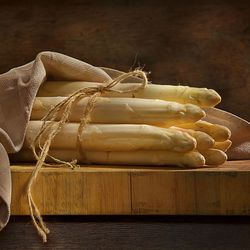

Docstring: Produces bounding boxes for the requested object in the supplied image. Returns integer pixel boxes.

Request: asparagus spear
[10,149,206,168]
[37,81,221,107]
[24,121,197,152]
[31,97,205,126]
[213,140,232,152]
[200,149,227,165]
[177,121,231,142]
[174,128,215,150]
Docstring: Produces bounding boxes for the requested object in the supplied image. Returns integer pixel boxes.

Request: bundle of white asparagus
[11,80,232,168]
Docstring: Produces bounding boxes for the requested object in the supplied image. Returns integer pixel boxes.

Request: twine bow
[27,69,148,242]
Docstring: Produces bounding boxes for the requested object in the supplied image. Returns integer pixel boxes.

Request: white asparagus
[37,81,221,107]
[213,140,232,152]
[10,149,206,168]
[201,149,227,165]
[177,121,231,142]
[24,121,197,152]
[174,127,215,150]
[31,97,205,126]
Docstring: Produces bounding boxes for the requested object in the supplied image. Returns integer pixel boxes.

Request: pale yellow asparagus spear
[177,121,231,142]
[10,149,206,168]
[174,127,215,150]
[31,97,205,126]
[24,121,197,152]
[200,149,227,165]
[213,140,232,152]
[37,81,221,107]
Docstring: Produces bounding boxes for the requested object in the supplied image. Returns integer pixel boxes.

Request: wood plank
[10,160,250,215]
[11,167,131,215]
[131,163,250,215]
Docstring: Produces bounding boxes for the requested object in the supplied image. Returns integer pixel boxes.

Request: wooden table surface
[0,216,250,249]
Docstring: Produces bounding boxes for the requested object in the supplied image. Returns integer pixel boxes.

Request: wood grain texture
[1,216,250,250]
[11,168,131,215]
[0,0,249,119]
[10,160,250,215]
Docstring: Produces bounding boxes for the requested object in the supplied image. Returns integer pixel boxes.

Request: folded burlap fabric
[0,51,249,233]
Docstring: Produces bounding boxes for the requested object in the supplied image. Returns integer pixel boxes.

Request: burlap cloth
[0,51,249,232]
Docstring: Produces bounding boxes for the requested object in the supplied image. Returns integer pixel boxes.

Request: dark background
[0,0,249,120]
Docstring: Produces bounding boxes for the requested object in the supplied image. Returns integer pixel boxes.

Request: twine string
[27,69,148,242]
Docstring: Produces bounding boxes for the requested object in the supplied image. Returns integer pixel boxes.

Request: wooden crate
[11,160,250,215]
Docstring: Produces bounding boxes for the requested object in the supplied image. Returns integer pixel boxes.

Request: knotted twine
[27,70,148,242]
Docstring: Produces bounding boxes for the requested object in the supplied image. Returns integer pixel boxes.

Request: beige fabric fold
[0,51,111,232]
[0,51,249,234]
